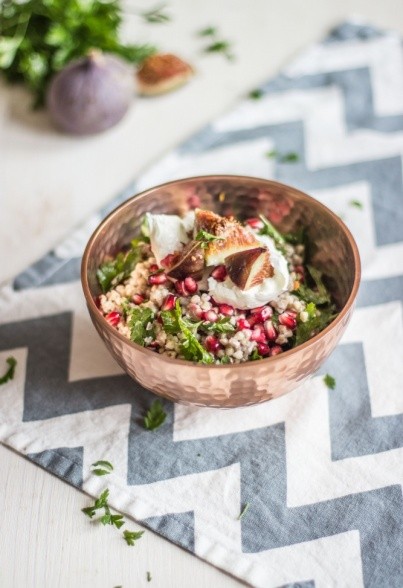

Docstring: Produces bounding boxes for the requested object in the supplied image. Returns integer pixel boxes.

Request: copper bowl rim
[81,174,361,369]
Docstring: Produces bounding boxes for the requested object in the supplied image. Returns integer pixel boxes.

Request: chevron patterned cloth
[1,21,403,587]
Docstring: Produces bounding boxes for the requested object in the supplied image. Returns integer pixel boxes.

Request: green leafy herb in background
[295,307,337,346]
[296,265,331,305]
[0,0,157,106]
[97,242,143,293]
[265,149,300,163]
[249,88,263,100]
[123,529,144,546]
[323,374,336,389]
[198,25,234,61]
[144,399,167,431]
[349,199,363,210]
[0,356,17,385]
[91,460,114,476]
[259,214,286,251]
[195,229,224,247]
[141,3,170,24]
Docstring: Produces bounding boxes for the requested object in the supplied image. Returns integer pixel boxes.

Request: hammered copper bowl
[81,175,361,408]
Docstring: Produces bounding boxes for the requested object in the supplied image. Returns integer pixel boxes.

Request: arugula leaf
[323,374,336,390]
[127,307,154,346]
[258,214,286,251]
[0,0,157,106]
[0,356,17,385]
[91,460,114,476]
[249,89,263,100]
[97,244,142,293]
[144,399,167,431]
[238,502,250,520]
[295,308,337,346]
[161,300,214,364]
[123,529,144,546]
[200,317,235,335]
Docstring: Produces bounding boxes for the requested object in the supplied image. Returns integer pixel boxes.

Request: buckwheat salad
[96,208,337,364]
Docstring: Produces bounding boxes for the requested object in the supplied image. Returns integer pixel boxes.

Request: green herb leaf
[200,317,235,335]
[305,302,317,319]
[97,243,142,293]
[94,489,110,510]
[91,460,114,472]
[127,306,154,346]
[265,149,278,159]
[123,529,144,546]
[295,307,337,346]
[0,0,157,106]
[82,506,97,518]
[195,229,224,245]
[101,513,125,528]
[279,152,299,163]
[249,89,263,100]
[141,4,170,24]
[295,266,331,306]
[250,348,262,361]
[147,571,152,582]
[238,502,250,520]
[219,355,231,364]
[324,374,336,390]
[258,214,286,251]
[144,399,167,431]
[198,26,217,37]
[349,199,363,209]
[0,356,17,385]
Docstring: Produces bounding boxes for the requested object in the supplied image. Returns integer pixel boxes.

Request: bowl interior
[85,176,358,312]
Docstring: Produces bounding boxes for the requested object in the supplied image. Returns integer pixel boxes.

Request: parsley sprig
[198,25,235,61]
[91,460,114,476]
[127,306,155,346]
[144,399,167,431]
[323,374,336,389]
[195,229,224,248]
[0,356,17,385]
[141,4,170,24]
[97,240,144,293]
[123,529,144,546]
[266,149,300,163]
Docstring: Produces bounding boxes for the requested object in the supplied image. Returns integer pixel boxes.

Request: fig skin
[226,247,274,290]
[166,240,204,280]
[46,51,135,135]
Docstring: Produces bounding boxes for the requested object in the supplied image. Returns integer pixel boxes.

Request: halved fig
[225,247,274,290]
[194,208,260,266]
[166,240,204,280]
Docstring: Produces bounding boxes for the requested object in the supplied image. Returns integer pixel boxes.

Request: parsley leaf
[199,26,235,61]
[200,317,235,335]
[238,502,250,520]
[141,4,170,24]
[91,460,114,476]
[198,26,217,37]
[250,348,262,361]
[349,199,363,210]
[147,571,152,582]
[195,229,224,247]
[0,0,157,106]
[97,243,143,293]
[0,356,17,385]
[82,506,97,519]
[265,150,299,163]
[144,399,167,431]
[123,529,144,546]
[101,513,125,529]
[127,306,154,346]
[82,488,110,518]
[249,89,263,100]
[295,307,337,346]
[219,355,231,364]
[324,374,336,390]
[296,265,331,306]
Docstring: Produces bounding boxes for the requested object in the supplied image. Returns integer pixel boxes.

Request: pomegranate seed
[161,294,177,311]
[264,320,278,341]
[149,264,159,273]
[211,265,227,282]
[132,294,145,305]
[175,280,188,296]
[237,318,251,330]
[105,311,120,327]
[257,342,271,356]
[245,217,264,230]
[148,273,167,285]
[270,345,283,356]
[160,254,177,268]
[204,310,218,323]
[188,303,203,320]
[250,324,267,343]
[205,335,221,353]
[184,276,198,294]
[218,303,234,316]
[149,341,159,348]
[279,311,297,329]
[250,306,273,323]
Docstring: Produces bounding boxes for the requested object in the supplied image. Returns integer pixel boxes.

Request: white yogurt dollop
[146,212,190,264]
[208,233,290,310]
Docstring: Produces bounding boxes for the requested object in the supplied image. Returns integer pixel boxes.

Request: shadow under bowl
[81,175,361,408]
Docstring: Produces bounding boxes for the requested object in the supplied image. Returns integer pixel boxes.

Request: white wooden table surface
[1,1,403,586]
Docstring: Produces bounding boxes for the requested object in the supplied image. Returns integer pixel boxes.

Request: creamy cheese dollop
[208,233,290,309]
[146,212,191,264]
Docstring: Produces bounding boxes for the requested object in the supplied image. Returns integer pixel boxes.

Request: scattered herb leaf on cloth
[0,356,17,385]
[91,460,114,476]
[324,374,336,389]
[238,502,250,520]
[198,25,235,61]
[144,399,167,431]
[0,0,156,106]
[249,89,263,100]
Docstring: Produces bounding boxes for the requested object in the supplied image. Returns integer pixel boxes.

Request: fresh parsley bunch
[0,0,156,106]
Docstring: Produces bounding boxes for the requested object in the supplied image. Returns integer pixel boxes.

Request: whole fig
[46,51,135,135]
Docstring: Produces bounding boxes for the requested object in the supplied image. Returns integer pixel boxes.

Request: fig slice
[166,240,204,280]
[194,208,260,266]
[225,247,274,290]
